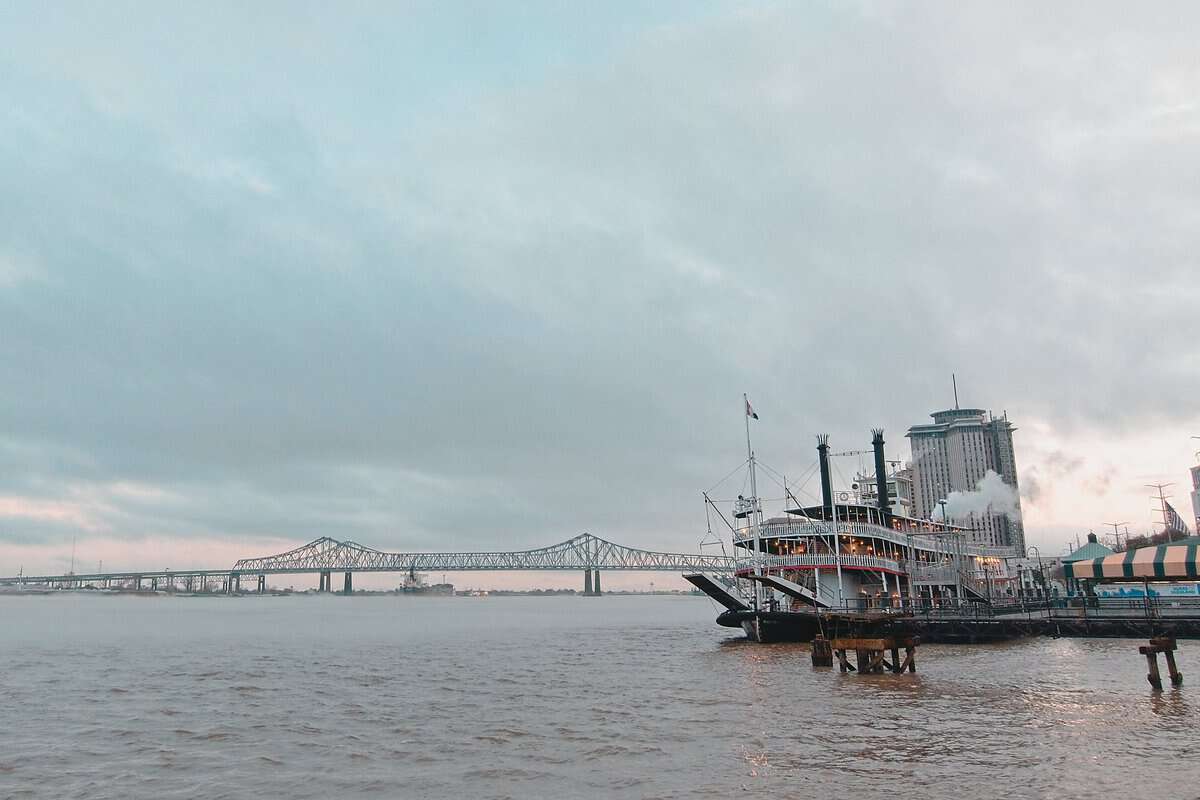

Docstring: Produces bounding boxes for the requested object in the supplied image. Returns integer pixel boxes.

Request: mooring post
[1140,637,1181,691]
[811,635,833,667]
[890,645,901,674]
[1164,649,1183,687]
[1145,650,1163,691]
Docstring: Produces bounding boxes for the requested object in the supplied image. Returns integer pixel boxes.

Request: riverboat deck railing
[738,553,901,573]
[805,594,1200,621]
[736,520,1019,561]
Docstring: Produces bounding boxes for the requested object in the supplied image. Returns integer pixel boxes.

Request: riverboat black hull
[716,608,1044,644]
[717,609,824,643]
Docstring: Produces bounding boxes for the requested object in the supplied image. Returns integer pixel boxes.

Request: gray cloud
[2,2,1199,556]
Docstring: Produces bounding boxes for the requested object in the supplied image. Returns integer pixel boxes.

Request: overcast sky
[2,2,1199,584]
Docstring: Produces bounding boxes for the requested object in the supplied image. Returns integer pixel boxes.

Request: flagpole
[744,394,762,610]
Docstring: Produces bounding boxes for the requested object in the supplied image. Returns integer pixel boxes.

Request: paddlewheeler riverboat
[685,400,1016,643]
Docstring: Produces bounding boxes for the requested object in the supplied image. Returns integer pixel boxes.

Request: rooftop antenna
[1145,483,1175,533]
[952,373,959,410]
[1103,521,1129,550]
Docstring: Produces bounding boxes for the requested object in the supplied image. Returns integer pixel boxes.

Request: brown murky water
[1,594,1196,799]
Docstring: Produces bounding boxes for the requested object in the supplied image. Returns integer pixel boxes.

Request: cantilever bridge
[0,533,735,594]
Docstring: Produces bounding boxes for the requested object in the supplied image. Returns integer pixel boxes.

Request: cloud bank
[1,3,1198,571]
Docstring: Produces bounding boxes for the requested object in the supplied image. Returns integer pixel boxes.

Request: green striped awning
[1065,543,1198,580]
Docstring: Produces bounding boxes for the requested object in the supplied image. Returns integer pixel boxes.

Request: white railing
[909,565,959,583]
[735,520,1018,560]
[739,553,901,572]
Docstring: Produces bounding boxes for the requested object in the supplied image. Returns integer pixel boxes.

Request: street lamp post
[936,498,961,604]
[1027,545,1044,600]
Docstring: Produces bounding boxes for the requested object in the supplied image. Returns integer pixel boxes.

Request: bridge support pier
[343,572,353,595]
[582,569,602,596]
[257,575,266,593]
[319,570,331,592]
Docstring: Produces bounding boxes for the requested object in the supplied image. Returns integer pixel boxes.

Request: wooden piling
[1139,637,1182,691]
[1164,649,1183,687]
[1144,650,1163,691]
[831,636,918,675]
[811,635,833,667]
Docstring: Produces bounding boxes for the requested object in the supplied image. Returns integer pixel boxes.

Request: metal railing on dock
[808,594,1200,622]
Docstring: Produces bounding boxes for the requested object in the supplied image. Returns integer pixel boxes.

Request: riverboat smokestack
[871,428,891,520]
[817,434,833,517]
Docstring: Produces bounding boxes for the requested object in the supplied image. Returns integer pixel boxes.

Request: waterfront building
[1059,532,1113,595]
[907,408,1025,552]
[1191,464,1200,532]
[1012,556,1066,598]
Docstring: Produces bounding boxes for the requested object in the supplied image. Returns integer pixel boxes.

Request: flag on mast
[745,396,759,420]
[1165,501,1191,536]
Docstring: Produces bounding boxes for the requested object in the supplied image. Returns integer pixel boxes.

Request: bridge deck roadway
[0,533,736,586]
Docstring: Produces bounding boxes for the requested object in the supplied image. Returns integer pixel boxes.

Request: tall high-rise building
[906,408,1025,552]
[1190,463,1200,532]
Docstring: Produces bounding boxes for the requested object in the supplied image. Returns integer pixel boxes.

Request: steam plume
[932,470,1020,520]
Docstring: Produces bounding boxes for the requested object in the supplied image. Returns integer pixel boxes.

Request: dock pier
[1140,637,1184,691]
[831,636,917,674]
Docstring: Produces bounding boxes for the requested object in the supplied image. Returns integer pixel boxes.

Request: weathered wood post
[1164,648,1183,687]
[1144,647,1163,691]
[1139,637,1181,690]
[811,635,833,667]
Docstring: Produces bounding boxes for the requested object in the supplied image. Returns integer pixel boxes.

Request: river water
[1,594,1196,799]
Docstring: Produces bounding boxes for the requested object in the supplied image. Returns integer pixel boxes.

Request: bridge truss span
[231,533,734,574]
